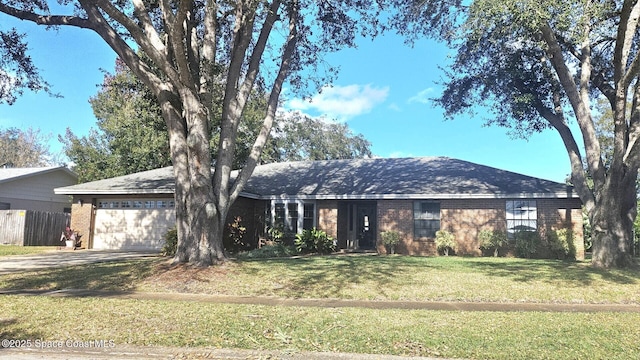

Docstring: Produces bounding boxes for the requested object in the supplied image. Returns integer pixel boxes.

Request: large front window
[414,201,440,238]
[506,200,537,238]
[269,201,316,237]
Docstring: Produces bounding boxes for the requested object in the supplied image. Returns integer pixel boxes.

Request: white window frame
[506,200,537,239]
[269,200,316,235]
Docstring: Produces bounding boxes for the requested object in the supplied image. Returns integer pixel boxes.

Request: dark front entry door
[356,203,377,249]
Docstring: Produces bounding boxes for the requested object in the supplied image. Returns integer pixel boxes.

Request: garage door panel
[93,209,175,250]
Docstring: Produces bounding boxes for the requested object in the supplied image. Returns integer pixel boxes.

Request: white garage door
[93,208,176,250]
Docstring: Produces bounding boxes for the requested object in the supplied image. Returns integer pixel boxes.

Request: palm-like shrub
[435,230,456,256]
[478,230,508,257]
[380,230,401,254]
[294,228,336,254]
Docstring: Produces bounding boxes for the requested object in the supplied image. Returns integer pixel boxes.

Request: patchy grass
[0,245,57,256]
[1,255,639,304]
[0,295,639,359]
[138,255,640,304]
[0,258,161,291]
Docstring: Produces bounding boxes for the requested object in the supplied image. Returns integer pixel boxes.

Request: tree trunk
[590,169,637,268]
[160,95,228,266]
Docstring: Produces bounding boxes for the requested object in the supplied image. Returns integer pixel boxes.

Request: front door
[355,203,377,250]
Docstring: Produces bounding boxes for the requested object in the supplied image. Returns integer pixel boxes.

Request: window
[269,201,315,236]
[414,201,440,238]
[133,201,144,208]
[145,200,155,209]
[121,201,132,208]
[506,200,537,239]
[303,203,315,230]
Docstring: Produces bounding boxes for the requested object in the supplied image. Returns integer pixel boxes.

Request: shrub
[478,230,508,257]
[224,216,249,253]
[162,227,178,257]
[435,230,456,256]
[237,243,297,259]
[515,231,540,258]
[294,228,336,254]
[380,230,401,254]
[547,229,576,260]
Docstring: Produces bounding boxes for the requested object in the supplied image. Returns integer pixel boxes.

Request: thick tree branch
[0,2,92,28]
[540,22,606,187]
[131,0,166,55]
[230,0,298,203]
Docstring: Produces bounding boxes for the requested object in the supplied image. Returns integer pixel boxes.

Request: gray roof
[56,157,577,199]
[0,166,77,184]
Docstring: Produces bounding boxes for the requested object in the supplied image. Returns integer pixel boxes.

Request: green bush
[547,229,576,260]
[237,243,298,259]
[294,228,336,254]
[515,231,540,258]
[224,216,249,253]
[435,230,456,256]
[478,230,508,257]
[380,230,401,254]
[162,227,178,257]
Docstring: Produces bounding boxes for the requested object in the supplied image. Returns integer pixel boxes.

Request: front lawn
[1,255,638,304]
[0,295,638,359]
[0,245,57,257]
[1,254,639,359]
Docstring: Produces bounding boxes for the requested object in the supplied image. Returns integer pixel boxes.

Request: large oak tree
[0,0,384,266]
[395,0,640,268]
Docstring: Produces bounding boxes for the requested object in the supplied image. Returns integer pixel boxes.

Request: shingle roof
[55,166,175,195]
[242,157,575,199]
[55,157,577,199]
[0,166,77,184]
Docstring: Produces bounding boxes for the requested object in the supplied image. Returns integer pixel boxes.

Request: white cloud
[388,151,415,158]
[408,88,434,104]
[287,84,389,120]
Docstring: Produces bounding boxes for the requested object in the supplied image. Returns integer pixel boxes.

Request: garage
[92,199,176,250]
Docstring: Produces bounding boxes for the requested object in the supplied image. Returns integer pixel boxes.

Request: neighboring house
[55,157,584,258]
[0,166,78,212]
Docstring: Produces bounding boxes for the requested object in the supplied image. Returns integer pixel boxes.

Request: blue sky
[0,15,575,183]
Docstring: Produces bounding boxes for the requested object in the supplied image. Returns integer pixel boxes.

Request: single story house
[0,166,78,212]
[55,157,584,258]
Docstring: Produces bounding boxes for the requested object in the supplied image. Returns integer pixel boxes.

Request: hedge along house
[55,157,584,258]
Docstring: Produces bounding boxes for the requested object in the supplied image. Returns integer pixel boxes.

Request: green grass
[0,295,639,359]
[0,245,58,256]
[138,255,640,304]
[1,255,638,304]
[1,254,639,359]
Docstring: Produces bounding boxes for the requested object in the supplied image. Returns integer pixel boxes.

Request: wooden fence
[0,210,71,246]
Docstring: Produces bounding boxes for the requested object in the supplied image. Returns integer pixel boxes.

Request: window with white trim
[413,201,440,238]
[268,200,316,236]
[506,200,537,239]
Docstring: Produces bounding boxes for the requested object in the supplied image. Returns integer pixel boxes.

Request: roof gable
[0,166,77,185]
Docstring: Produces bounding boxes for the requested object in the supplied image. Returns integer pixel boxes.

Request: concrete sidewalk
[2,288,639,313]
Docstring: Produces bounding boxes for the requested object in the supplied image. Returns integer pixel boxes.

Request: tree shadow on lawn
[0,318,48,348]
[465,257,639,286]
[0,259,161,292]
[240,254,433,299]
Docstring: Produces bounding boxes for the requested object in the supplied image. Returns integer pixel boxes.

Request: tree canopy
[398,0,640,267]
[0,126,53,167]
[63,59,373,183]
[0,0,387,265]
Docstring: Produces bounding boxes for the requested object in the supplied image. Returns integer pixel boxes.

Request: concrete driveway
[0,250,160,274]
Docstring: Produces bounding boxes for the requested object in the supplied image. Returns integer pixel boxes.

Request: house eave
[256,192,580,201]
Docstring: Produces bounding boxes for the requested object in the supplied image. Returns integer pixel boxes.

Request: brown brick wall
[70,197,95,249]
[225,197,267,249]
[373,197,583,258]
[537,198,584,260]
[317,200,339,239]
[441,199,506,255]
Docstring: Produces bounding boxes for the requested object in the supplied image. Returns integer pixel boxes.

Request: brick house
[55,157,583,258]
